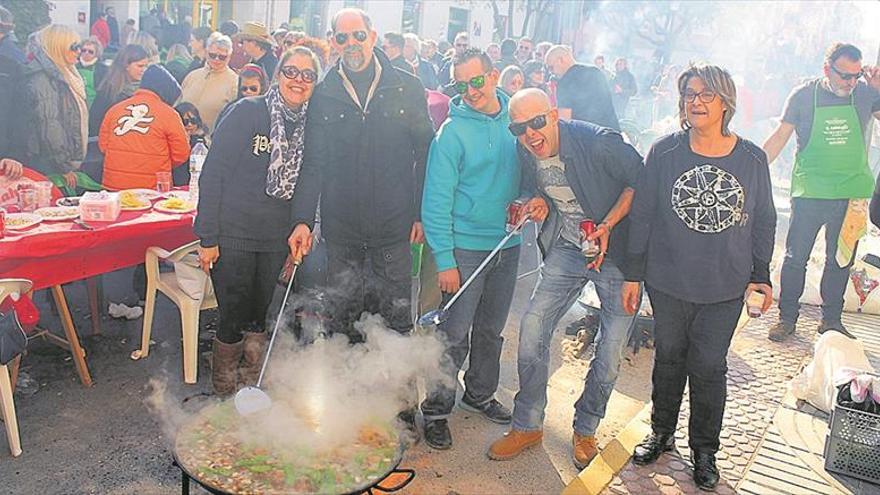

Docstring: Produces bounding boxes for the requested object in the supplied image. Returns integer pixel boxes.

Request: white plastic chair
[131,241,217,384]
[0,278,31,458]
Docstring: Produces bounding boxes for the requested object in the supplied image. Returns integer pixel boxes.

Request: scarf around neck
[265,84,308,200]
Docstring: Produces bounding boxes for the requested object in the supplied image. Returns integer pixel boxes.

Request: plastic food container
[79,191,121,222]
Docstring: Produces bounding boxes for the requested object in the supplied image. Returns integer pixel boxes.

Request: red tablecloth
[0,210,196,290]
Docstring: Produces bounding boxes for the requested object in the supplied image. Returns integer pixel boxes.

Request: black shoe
[424,419,452,450]
[692,451,719,491]
[459,396,512,424]
[398,409,420,446]
[632,432,674,465]
[817,321,856,339]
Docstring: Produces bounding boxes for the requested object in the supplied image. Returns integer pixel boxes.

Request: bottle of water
[188,141,208,203]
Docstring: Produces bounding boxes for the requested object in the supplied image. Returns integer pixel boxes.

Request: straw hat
[235,21,274,46]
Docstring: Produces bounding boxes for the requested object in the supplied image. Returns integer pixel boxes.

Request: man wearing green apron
[763,43,880,341]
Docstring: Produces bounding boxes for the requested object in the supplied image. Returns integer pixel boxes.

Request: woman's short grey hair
[82,36,104,58]
[207,33,232,53]
[500,65,523,88]
[677,63,737,136]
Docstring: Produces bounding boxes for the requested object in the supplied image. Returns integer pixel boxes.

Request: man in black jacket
[289,8,433,341]
[0,6,24,179]
[488,89,642,469]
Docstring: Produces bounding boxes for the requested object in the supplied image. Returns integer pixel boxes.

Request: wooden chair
[0,278,32,457]
[131,241,217,384]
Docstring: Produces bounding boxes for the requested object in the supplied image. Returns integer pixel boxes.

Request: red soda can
[506,199,525,233]
[579,219,600,257]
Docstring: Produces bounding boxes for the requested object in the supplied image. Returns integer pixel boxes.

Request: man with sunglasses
[764,42,880,343]
[288,8,434,434]
[488,88,642,469]
[419,48,523,450]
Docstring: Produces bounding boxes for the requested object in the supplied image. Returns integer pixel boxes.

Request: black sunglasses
[509,114,548,136]
[240,85,260,93]
[207,52,228,61]
[182,117,201,126]
[279,65,318,83]
[334,30,368,45]
[454,73,488,94]
[69,42,82,52]
[830,64,864,81]
[80,48,95,55]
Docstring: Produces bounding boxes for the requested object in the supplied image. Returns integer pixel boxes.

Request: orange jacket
[99,89,190,191]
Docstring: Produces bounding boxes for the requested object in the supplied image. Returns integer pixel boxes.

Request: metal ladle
[418,216,529,327]
[234,259,300,416]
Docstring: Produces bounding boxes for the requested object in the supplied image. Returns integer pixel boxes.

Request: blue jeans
[421,246,521,420]
[512,241,637,436]
[779,198,855,325]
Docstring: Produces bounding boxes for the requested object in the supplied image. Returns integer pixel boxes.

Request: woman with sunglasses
[75,36,106,107]
[194,47,321,397]
[16,25,89,190]
[621,64,776,491]
[174,102,209,186]
[180,33,238,131]
[89,44,149,136]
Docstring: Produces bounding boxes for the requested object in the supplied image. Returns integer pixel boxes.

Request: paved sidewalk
[595,305,880,495]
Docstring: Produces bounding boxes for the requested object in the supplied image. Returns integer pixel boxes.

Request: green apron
[790,85,873,199]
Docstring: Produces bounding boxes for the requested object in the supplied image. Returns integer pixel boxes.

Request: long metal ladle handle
[442,216,529,311]
[255,261,299,388]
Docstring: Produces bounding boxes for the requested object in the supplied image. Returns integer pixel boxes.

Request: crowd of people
[1,4,880,492]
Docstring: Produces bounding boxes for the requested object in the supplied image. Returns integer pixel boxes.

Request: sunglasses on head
[830,64,864,81]
[208,52,228,61]
[334,30,368,45]
[279,65,318,83]
[240,85,260,93]
[454,73,488,94]
[509,114,548,136]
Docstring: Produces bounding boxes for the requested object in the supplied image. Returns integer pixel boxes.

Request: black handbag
[0,310,27,365]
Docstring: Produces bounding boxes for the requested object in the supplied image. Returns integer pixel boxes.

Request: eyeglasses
[334,30,368,45]
[683,90,717,104]
[830,64,864,81]
[454,73,489,94]
[207,52,228,61]
[69,42,82,52]
[240,85,260,94]
[80,48,95,55]
[279,65,318,83]
[509,114,548,136]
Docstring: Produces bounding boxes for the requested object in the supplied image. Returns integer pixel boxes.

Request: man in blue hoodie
[421,48,529,450]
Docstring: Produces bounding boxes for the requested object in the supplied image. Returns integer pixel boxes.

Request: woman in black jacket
[194,47,320,397]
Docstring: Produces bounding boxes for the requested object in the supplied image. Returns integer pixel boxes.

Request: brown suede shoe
[573,433,598,469]
[240,331,268,386]
[212,338,243,397]
[488,429,543,460]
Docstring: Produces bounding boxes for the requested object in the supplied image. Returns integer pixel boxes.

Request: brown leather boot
[240,331,268,386]
[488,429,543,460]
[212,338,243,397]
[573,433,598,469]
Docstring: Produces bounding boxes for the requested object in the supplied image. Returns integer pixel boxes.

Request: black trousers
[323,241,412,341]
[646,285,743,453]
[210,247,287,344]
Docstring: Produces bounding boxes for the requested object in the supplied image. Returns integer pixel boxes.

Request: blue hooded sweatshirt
[422,89,521,272]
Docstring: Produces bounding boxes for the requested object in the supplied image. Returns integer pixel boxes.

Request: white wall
[48,0,91,39]
[418,0,524,47]
[364,0,403,35]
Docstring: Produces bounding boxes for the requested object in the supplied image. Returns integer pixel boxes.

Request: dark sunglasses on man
[454,73,489,94]
[334,30,368,45]
[509,114,548,136]
[208,52,228,61]
[279,65,318,84]
[830,64,864,81]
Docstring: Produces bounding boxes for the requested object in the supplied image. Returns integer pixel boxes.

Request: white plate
[164,190,192,200]
[56,196,81,207]
[35,206,79,221]
[120,188,162,201]
[153,199,195,214]
[121,202,152,212]
[5,213,42,230]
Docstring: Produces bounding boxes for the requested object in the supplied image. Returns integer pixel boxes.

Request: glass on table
[35,181,53,208]
[17,185,37,212]
[156,171,172,194]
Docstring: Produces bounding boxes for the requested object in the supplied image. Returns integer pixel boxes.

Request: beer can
[579,219,601,257]
[506,200,525,233]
